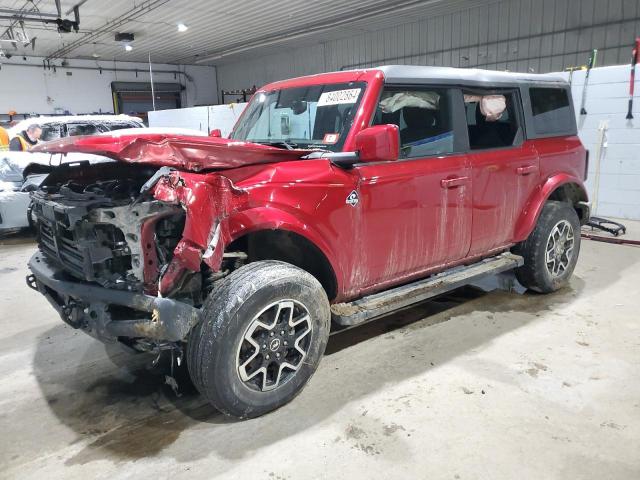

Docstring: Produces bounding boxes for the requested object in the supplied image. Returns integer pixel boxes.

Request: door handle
[516,165,538,175]
[440,176,469,189]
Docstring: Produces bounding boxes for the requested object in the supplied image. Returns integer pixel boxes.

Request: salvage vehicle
[0,151,113,234]
[0,153,32,234]
[1,129,205,234]
[8,114,144,142]
[26,66,589,418]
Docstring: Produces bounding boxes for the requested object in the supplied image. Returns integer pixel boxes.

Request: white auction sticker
[323,133,340,143]
[317,88,361,106]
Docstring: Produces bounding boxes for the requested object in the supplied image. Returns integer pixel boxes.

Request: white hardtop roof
[375,65,568,86]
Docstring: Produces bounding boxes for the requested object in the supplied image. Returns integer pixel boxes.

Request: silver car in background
[7,114,144,142]
[0,152,113,234]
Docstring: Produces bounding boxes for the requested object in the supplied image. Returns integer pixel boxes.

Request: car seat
[400,107,438,145]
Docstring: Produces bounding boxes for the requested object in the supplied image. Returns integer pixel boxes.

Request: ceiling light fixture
[177,23,188,32]
[124,44,133,52]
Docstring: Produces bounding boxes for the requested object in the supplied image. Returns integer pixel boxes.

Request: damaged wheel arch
[226,228,339,301]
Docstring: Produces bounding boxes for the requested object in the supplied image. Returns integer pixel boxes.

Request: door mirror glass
[355,124,399,162]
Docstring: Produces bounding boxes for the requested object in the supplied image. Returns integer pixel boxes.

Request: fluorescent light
[177,23,188,32]
[124,44,133,51]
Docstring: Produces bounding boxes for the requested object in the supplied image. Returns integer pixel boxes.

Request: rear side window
[464,90,522,150]
[103,122,142,131]
[529,88,572,135]
[67,123,99,136]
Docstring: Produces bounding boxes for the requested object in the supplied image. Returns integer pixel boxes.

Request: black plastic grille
[38,219,85,279]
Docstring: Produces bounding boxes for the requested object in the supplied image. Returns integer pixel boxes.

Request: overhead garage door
[111,81,183,121]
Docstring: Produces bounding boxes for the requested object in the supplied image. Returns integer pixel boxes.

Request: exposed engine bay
[32,164,176,289]
[28,162,246,350]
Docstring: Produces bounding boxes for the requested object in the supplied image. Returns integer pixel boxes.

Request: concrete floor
[1,227,639,480]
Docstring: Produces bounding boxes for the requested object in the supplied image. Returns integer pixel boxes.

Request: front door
[352,86,472,292]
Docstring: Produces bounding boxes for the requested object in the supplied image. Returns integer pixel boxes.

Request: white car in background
[0,128,208,234]
[0,151,112,234]
[8,114,144,142]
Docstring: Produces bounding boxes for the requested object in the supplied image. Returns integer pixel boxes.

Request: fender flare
[514,173,588,242]
[225,206,345,295]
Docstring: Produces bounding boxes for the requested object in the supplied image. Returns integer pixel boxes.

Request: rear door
[464,88,540,255]
[354,86,472,289]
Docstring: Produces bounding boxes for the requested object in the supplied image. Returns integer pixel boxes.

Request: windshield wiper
[257,140,297,150]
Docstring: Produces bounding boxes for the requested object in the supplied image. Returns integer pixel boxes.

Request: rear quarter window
[529,87,573,136]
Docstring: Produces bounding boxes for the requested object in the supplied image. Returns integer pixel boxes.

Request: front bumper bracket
[28,252,202,342]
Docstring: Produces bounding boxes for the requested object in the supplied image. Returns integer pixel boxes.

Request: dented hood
[30,133,314,171]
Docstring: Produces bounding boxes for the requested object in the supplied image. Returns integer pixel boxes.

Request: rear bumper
[27,251,201,343]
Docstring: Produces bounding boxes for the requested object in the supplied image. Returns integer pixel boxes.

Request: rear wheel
[514,201,581,293]
[187,260,330,418]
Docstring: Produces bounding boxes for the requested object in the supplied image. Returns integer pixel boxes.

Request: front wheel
[187,260,330,418]
[514,201,581,293]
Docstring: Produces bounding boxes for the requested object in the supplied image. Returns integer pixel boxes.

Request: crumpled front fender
[152,171,247,295]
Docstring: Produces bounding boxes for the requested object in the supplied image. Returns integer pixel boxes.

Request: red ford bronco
[27,66,589,418]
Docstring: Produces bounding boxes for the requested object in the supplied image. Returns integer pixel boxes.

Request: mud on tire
[514,200,581,293]
[187,260,330,418]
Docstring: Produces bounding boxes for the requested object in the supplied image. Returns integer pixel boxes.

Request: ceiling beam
[45,0,170,60]
[0,8,58,19]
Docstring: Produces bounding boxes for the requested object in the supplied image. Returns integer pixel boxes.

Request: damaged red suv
[27,66,589,418]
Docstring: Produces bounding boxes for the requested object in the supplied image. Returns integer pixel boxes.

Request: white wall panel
[570,65,640,220]
[0,59,217,115]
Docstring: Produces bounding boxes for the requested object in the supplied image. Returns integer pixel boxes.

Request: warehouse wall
[217,0,640,91]
[0,58,217,115]
[568,65,640,220]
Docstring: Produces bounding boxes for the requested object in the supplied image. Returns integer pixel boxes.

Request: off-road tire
[514,201,581,293]
[187,260,330,418]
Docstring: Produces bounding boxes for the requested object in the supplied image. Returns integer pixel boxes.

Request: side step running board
[331,252,524,327]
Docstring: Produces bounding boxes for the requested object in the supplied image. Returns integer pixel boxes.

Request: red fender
[514,173,588,242]
[227,207,345,295]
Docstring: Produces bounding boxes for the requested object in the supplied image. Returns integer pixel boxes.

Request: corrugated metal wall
[217,0,640,90]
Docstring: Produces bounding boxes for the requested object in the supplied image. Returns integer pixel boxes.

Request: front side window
[40,124,63,141]
[529,87,572,135]
[373,87,458,159]
[230,82,366,151]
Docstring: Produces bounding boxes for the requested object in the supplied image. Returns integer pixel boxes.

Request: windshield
[230,82,366,151]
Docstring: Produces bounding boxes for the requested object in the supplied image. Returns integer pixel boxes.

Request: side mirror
[209,129,222,138]
[354,124,399,163]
